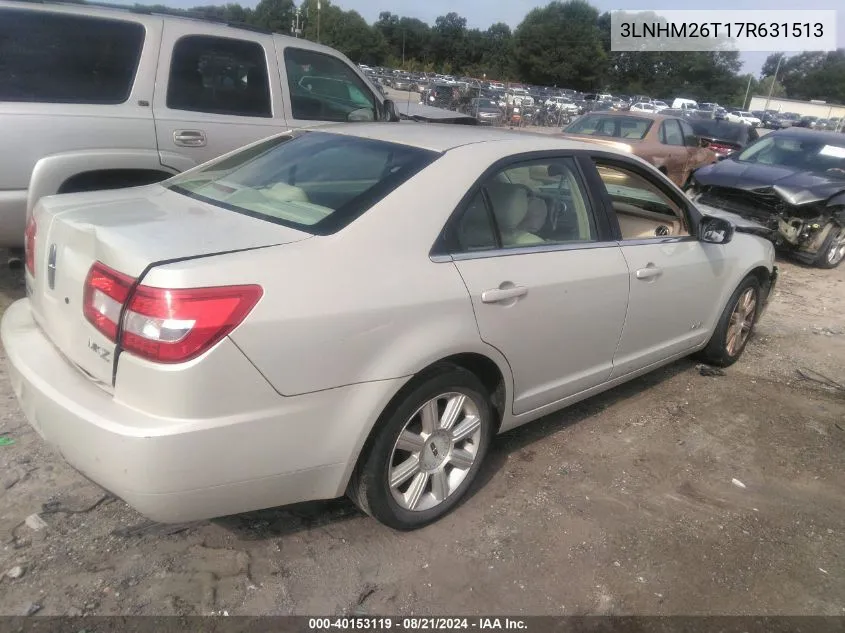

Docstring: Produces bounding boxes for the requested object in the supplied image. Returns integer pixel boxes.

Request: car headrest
[547,163,567,177]
[485,182,529,230]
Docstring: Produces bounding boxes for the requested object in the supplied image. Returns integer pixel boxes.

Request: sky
[121,0,844,76]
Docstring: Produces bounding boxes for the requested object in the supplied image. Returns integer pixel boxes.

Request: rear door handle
[635,265,663,280]
[173,130,207,147]
[481,286,528,303]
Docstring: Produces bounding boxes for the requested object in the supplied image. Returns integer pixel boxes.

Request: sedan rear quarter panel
[139,148,514,398]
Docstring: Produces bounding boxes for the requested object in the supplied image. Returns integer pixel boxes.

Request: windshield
[168,131,438,234]
[565,114,652,140]
[736,135,845,178]
[474,99,497,108]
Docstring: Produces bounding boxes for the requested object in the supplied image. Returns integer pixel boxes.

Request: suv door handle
[636,265,663,280]
[481,286,528,303]
[173,130,207,147]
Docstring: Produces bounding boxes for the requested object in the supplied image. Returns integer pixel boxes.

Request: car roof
[771,127,845,143]
[0,0,346,58]
[580,111,675,122]
[312,123,627,155]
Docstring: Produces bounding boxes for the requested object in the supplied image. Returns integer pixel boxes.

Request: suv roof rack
[3,0,274,35]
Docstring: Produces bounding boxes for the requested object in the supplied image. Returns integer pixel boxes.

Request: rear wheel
[348,366,494,530]
[697,276,761,367]
[813,223,845,269]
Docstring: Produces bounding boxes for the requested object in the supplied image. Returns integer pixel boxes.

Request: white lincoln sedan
[2,124,777,530]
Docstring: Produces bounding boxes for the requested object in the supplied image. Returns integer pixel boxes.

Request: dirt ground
[0,252,843,617]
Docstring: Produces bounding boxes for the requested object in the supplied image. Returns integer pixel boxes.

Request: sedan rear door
[440,155,630,415]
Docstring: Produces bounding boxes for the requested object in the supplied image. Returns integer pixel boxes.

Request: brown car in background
[560,112,716,188]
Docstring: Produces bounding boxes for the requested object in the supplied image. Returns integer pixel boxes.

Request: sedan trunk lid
[27,185,310,387]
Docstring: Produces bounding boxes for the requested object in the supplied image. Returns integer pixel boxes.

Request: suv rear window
[167,131,438,234]
[0,9,144,104]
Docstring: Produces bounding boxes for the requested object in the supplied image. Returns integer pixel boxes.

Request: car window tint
[594,163,690,240]
[168,35,271,117]
[660,120,684,146]
[284,48,376,122]
[167,131,436,234]
[679,120,696,143]
[0,9,143,104]
[456,192,497,252]
[565,115,651,140]
[454,158,597,252]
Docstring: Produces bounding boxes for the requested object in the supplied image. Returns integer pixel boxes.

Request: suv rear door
[153,23,287,172]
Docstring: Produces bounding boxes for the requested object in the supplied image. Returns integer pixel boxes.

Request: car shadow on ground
[214,358,696,540]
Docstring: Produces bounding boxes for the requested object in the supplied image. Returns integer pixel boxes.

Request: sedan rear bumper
[2,299,404,522]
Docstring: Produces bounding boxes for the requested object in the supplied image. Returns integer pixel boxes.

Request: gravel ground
[0,249,843,617]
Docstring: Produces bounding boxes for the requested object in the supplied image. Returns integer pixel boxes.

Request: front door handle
[481,286,528,303]
[635,265,663,280]
[173,130,207,147]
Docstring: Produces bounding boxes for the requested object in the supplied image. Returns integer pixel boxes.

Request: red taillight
[707,142,736,156]
[121,284,263,363]
[24,215,37,276]
[83,262,135,341]
[82,261,262,364]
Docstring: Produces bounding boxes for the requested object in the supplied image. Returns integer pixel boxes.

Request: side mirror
[382,99,401,122]
[700,215,734,244]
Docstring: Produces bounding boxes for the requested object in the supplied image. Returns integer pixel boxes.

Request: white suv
[0,1,464,250]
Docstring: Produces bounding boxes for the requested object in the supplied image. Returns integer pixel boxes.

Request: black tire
[348,365,494,530]
[697,276,761,367]
[813,223,845,269]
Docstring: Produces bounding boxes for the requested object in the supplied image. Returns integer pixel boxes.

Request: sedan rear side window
[452,158,597,252]
[167,131,437,234]
[566,115,652,140]
[0,9,144,104]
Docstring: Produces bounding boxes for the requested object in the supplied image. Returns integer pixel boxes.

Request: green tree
[514,0,607,90]
[251,0,294,32]
[431,12,468,70]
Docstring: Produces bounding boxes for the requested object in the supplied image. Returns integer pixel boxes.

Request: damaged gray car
[685,128,845,268]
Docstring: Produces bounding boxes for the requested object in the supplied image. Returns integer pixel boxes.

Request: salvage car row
[0,0,840,534]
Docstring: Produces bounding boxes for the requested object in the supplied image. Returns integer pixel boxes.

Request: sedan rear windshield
[168,131,438,234]
[690,120,750,143]
[565,115,652,140]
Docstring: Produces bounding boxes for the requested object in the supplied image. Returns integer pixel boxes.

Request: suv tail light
[83,262,262,364]
[24,215,37,275]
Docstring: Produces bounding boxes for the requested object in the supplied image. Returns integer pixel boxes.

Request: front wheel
[348,366,494,530]
[697,276,761,367]
[813,223,845,269]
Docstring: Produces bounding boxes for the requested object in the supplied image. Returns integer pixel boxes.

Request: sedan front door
[441,156,630,415]
[583,156,729,378]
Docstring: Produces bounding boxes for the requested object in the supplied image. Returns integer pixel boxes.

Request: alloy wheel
[826,228,845,266]
[388,392,482,512]
[725,287,757,356]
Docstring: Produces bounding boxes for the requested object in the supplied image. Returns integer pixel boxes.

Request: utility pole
[290,6,302,37]
[742,74,753,110]
[764,54,784,111]
[402,30,406,69]
[316,0,321,43]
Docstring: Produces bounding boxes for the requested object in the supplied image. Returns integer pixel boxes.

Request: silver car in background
[3,125,777,530]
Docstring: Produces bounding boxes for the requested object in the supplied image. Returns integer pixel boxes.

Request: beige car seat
[484,182,544,247]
